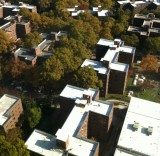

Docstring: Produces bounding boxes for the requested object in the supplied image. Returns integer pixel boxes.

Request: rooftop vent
[83,90,92,103]
[114,39,121,47]
[110,45,117,50]
[132,121,139,131]
[148,13,155,19]
[147,126,153,135]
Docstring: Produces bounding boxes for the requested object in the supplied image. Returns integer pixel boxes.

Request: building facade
[0,94,23,132]
[25,85,113,156]
[81,38,135,96]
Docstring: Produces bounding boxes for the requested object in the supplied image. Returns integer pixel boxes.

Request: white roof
[97,38,115,46]
[114,148,133,156]
[98,10,108,17]
[101,48,119,63]
[110,62,128,72]
[71,10,85,16]
[60,85,98,100]
[56,91,112,155]
[25,129,63,156]
[116,97,160,156]
[117,0,146,6]
[26,85,112,156]
[0,94,19,125]
[81,59,108,74]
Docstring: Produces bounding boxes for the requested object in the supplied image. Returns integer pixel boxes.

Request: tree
[0,30,11,54]
[144,37,160,55]
[22,32,42,48]
[72,67,102,89]
[0,134,29,156]
[121,34,139,47]
[27,101,41,129]
[8,59,30,79]
[141,54,159,72]
[68,20,98,48]
[41,56,64,83]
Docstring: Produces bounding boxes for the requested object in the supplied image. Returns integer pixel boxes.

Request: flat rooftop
[26,85,112,156]
[25,129,63,156]
[117,0,146,6]
[0,94,19,125]
[14,48,36,61]
[2,2,36,9]
[115,97,160,156]
[60,84,98,101]
[110,62,129,72]
[81,59,108,74]
[56,84,112,155]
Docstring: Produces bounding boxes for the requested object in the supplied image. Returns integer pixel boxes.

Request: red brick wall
[3,99,23,132]
[118,52,134,66]
[108,69,128,94]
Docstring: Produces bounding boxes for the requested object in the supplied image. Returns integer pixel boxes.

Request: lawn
[103,76,160,103]
[126,77,160,103]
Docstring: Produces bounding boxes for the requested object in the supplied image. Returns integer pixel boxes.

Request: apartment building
[0,94,23,132]
[14,31,67,66]
[0,1,37,18]
[128,13,160,36]
[25,85,113,156]
[0,15,31,41]
[81,38,135,96]
[117,0,160,13]
[114,97,160,156]
[67,5,109,18]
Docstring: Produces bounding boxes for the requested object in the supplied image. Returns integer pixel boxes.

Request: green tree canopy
[144,37,160,55]
[0,30,11,54]
[27,101,41,129]
[22,32,42,48]
[0,134,29,156]
[121,34,139,47]
[72,66,102,89]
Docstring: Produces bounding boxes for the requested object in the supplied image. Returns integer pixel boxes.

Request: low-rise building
[0,15,31,40]
[25,85,113,156]
[67,5,109,18]
[117,0,160,13]
[128,13,160,36]
[81,38,135,96]
[0,94,23,132]
[114,97,160,156]
[0,1,37,18]
[14,31,67,66]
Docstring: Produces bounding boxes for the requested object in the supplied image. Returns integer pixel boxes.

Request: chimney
[33,47,41,56]
[83,90,92,103]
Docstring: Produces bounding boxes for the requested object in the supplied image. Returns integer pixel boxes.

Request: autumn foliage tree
[141,54,159,72]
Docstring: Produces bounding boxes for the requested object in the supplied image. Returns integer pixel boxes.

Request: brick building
[81,38,135,96]
[14,31,67,66]
[67,5,109,18]
[0,1,37,18]
[117,0,160,13]
[0,15,31,41]
[0,21,17,40]
[128,13,160,37]
[25,85,113,156]
[0,94,23,132]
